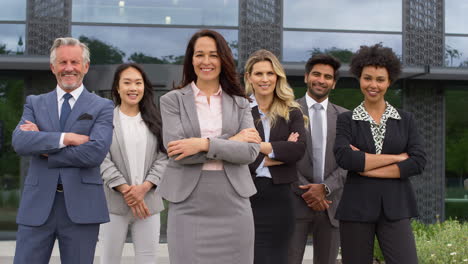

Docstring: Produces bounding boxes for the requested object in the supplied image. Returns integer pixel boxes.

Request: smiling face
[117,67,145,108]
[192,36,221,85]
[359,66,390,104]
[305,63,336,102]
[50,45,89,92]
[247,60,277,99]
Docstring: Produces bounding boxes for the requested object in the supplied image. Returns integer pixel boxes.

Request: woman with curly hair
[244,49,306,264]
[333,44,426,264]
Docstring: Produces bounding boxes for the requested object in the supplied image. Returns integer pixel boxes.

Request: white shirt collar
[56,84,84,102]
[305,92,328,112]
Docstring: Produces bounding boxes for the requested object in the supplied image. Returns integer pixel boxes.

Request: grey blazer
[158,85,260,203]
[100,107,168,215]
[291,97,348,227]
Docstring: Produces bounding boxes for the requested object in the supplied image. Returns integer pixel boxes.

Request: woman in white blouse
[100,63,168,264]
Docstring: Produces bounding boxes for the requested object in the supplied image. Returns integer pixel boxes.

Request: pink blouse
[191,82,224,170]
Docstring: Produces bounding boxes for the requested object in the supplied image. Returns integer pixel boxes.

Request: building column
[402,0,445,223]
[238,0,283,70]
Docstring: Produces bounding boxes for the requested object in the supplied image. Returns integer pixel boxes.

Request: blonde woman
[244,49,306,264]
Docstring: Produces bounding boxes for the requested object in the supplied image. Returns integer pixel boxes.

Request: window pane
[284,0,401,32]
[72,0,238,26]
[283,31,402,63]
[0,0,26,21]
[0,77,24,232]
[72,26,238,64]
[445,86,468,221]
[0,24,26,55]
[446,0,468,34]
[445,37,468,68]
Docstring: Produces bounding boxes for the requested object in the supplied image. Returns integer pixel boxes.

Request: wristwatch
[322,184,331,196]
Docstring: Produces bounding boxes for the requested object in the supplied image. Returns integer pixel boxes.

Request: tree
[309,47,354,63]
[129,52,184,65]
[0,43,10,55]
[445,45,462,67]
[78,36,125,64]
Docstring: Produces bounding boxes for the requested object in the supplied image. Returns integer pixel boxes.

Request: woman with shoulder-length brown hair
[158,29,261,264]
[244,49,307,264]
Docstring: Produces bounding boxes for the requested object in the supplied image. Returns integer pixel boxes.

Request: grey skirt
[167,170,254,264]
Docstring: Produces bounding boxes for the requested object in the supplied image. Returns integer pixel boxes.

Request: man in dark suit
[12,37,113,264]
[288,54,347,264]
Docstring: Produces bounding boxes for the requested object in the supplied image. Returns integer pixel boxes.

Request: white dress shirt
[306,93,328,182]
[56,85,84,148]
[119,110,148,185]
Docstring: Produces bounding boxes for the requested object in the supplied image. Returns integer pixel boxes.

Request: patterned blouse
[352,102,401,154]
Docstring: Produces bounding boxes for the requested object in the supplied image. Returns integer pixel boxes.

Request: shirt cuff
[59,133,66,148]
[268,151,275,159]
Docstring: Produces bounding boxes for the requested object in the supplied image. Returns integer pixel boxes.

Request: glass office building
[0,0,467,238]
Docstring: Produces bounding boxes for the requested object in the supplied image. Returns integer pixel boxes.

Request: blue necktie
[60,93,72,131]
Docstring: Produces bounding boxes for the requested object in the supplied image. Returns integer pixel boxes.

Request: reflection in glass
[284,0,401,31]
[72,0,238,26]
[0,24,25,55]
[446,0,468,34]
[72,26,238,64]
[0,0,26,21]
[0,77,24,232]
[283,31,402,63]
[445,37,468,67]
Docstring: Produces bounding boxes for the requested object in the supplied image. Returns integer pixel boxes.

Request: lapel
[381,118,397,154]
[64,88,92,131]
[221,91,236,136]
[360,121,376,154]
[180,85,201,137]
[324,102,337,177]
[46,90,61,131]
[251,106,265,140]
[113,108,130,177]
[144,127,156,176]
[298,96,315,165]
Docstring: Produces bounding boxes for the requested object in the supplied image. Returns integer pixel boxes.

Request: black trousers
[250,177,295,264]
[340,216,418,264]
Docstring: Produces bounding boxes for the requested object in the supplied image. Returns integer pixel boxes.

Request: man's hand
[20,120,39,132]
[229,128,261,144]
[64,133,90,146]
[299,184,331,211]
[167,138,209,160]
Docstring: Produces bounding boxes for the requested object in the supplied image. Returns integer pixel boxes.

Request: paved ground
[0,241,317,263]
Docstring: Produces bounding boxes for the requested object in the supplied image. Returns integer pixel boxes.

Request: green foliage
[309,47,354,63]
[5,190,19,208]
[373,220,468,263]
[129,52,184,65]
[445,200,468,221]
[0,43,9,54]
[413,219,468,263]
[445,90,468,179]
[78,36,125,64]
[0,79,23,189]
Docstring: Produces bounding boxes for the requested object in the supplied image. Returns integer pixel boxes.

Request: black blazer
[249,106,306,184]
[334,109,426,222]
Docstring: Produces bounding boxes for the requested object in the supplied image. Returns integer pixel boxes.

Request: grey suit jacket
[100,107,168,215]
[158,85,260,203]
[291,96,348,227]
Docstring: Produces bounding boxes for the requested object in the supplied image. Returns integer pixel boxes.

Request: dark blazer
[334,109,426,222]
[249,106,306,184]
[291,97,348,227]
